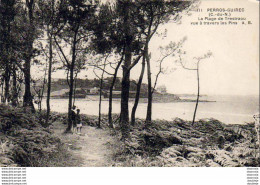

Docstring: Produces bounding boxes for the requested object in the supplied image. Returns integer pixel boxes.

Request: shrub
[0,105,77,167]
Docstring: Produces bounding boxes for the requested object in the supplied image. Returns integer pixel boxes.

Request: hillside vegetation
[46,112,260,167]
[1,104,258,167]
[0,105,80,167]
[110,118,259,167]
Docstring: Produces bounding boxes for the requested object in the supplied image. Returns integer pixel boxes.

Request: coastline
[47,96,216,103]
[37,95,257,125]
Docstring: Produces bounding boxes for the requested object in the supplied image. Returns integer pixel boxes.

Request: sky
[36,0,259,96]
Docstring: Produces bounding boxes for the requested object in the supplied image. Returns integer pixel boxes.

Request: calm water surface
[41,95,259,125]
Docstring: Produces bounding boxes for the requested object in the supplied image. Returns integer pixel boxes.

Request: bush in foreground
[110,118,259,167]
[0,105,79,167]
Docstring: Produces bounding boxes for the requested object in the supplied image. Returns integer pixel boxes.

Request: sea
[40,95,259,125]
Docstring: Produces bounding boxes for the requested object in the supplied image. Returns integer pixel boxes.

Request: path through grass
[52,122,116,167]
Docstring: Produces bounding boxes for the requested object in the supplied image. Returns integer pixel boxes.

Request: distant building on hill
[89,87,99,94]
[105,91,140,98]
[51,88,86,98]
[51,89,70,97]
[157,85,167,94]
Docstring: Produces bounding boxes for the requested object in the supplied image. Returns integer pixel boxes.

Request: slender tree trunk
[66,65,74,132]
[0,2,3,103]
[39,69,47,113]
[145,47,152,123]
[131,56,145,126]
[66,30,78,133]
[73,76,77,107]
[23,57,35,111]
[1,81,4,103]
[98,77,104,129]
[108,58,123,128]
[4,68,10,104]
[143,14,158,125]
[120,1,132,139]
[23,0,35,112]
[108,80,115,128]
[192,63,200,125]
[1,3,10,105]
[98,58,107,128]
[38,92,42,112]
[120,45,131,139]
[11,65,18,107]
[45,27,53,126]
[3,23,11,104]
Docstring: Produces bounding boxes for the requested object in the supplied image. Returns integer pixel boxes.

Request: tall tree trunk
[143,13,157,125]
[38,91,42,112]
[108,57,123,128]
[23,0,35,112]
[131,56,145,126]
[23,56,35,111]
[120,45,131,139]
[66,64,74,132]
[145,48,152,123]
[39,67,47,113]
[2,7,11,105]
[66,30,78,133]
[1,81,4,103]
[192,63,200,125]
[4,68,10,104]
[73,75,77,107]
[97,58,107,129]
[120,1,132,139]
[98,77,104,129]
[11,65,18,106]
[108,79,115,128]
[45,27,53,126]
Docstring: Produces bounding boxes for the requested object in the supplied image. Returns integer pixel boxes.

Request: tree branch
[127,55,142,72]
[53,36,70,66]
[178,55,197,71]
